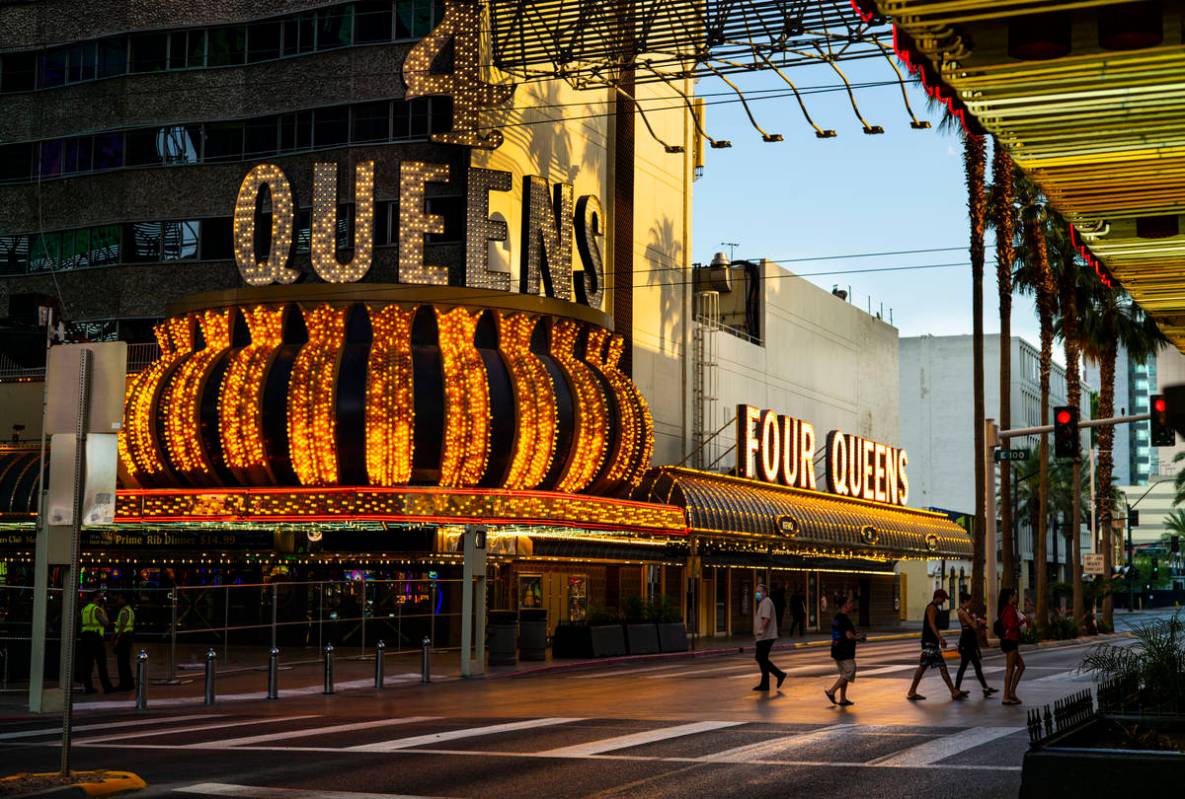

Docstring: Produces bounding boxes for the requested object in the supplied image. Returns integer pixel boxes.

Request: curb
[1,771,145,798]
[492,631,924,679]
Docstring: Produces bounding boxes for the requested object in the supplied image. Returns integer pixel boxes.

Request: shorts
[919,643,945,668]
[1001,639,1019,654]
[834,659,857,682]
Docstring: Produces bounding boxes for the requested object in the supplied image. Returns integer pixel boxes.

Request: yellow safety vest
[116,606,135,634]
[81,602,104,634]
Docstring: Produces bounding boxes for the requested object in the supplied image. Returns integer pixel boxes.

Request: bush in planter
[553,606,626,659]
[1081,610,1185,714]
[1048,610,1079,641]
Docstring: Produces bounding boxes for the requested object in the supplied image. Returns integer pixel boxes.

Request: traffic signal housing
[1053,405,1078,459]
[1151,394,1175,446]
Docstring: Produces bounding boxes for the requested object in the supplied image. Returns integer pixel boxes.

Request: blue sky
[690,60,1046,352]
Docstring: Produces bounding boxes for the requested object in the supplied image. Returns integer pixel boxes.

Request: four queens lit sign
[736,404,910,507]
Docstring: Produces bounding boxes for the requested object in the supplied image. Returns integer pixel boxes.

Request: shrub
[1048,611,1078,641]
[586,605,619,626]
[1081,611,1185,713]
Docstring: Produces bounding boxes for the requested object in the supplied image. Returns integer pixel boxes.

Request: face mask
[755,591,763,601]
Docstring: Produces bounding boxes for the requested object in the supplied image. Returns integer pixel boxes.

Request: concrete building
[899,334,1095,610]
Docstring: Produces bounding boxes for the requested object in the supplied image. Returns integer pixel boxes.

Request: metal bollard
[323,643,335,695]
[374,640,386,689]
[267,647,279,700]
[421,636,431,683]
[135,650,149,710]
[204,648,217,706]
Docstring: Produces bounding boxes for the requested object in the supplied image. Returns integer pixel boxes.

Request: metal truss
[488,0,891,88]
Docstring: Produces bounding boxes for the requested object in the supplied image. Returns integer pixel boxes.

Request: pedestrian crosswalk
[0,712,1025,770]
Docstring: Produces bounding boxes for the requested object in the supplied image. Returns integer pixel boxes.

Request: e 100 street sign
[994,449,1029,463]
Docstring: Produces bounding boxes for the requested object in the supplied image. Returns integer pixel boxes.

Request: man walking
[77,590,113,694]
[825,595,866,706]
[112,593,136,692]
[906,588,967,702]
[789,589,807,637]
[753,583,787,691]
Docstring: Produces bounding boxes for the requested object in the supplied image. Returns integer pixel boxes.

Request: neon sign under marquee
[735,404,910,507]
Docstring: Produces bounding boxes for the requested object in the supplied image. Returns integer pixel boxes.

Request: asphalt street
[3,619,1162,799]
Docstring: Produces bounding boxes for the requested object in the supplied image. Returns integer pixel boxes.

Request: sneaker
[906,693,926,701]
[984,686,999,697]
[824,689,836,705]
[776,673,787,689]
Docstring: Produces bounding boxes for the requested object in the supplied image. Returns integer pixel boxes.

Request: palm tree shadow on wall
[645,215,683,356]
[513,82,581,184]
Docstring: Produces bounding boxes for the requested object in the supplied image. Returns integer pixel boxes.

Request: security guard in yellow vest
[77,590,113,694]
[112,593,136,692]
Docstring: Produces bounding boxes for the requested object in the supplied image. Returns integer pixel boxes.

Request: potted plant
[624,595,660,655]
[552,606,626,659]
[653,594,689,653]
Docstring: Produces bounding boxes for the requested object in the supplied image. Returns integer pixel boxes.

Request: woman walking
[997,588,1026,705]
[954,591,997,697]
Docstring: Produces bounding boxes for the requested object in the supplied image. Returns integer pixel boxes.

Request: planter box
[487,610,518,666]
[552,624,592,659]
[657,622,689,653]
[518,609,548,661]
[590,624,627,657]
[626,623,660,655]
[1021,716,1185,798]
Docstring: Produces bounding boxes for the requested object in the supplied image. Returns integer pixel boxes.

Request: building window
[313,106,350,148]
[355,1,395,43]
[130,32,169,73]
[162,220,200,260]
[0,142,33,181]
[0,51,38,92]
[247,21,283,63]
[207,26,247,67]
[352,100,391,142]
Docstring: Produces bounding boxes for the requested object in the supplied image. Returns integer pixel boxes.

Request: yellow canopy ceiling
[880,0,1185,349]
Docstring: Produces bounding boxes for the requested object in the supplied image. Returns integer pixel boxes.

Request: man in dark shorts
[825,596,865,706]
[906,589,968,702]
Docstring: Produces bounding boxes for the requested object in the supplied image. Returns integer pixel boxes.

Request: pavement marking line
[173,783,456,798]
[700,724,851,763]
[537,720,744,757]
[188,716,441,749]
[866,726,1023,767]
[76,715,322,745]
[0,714,224,742]
[345,717,583,752]
[846,664,917,677]
[727,665,835,679]
[572,663,714,679]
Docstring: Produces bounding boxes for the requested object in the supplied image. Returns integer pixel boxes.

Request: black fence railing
[1027,689,1095,747]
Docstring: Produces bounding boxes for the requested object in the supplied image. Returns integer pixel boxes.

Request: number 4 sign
[403,0,515,149]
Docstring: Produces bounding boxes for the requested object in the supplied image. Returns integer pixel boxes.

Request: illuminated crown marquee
[118,287,654,496]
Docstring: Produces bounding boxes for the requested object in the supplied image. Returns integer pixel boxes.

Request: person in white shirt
[753,583,787,691]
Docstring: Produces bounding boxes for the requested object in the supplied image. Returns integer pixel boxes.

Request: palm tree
[1079,292,1167,629]
[1163,508,1185,537]
[1049,215,1090,632]
[990,140,1017,590]
[967,132,988,609]
[1014,170,1057,637]
[1172,451,1185,506]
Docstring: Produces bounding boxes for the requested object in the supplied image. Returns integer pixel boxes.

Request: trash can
[519,609,548,661]
[487,610,518,666]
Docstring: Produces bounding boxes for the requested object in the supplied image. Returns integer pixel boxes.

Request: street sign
[994,449,1029,462]
[1084,553,1105,576]
[45,342,127,434]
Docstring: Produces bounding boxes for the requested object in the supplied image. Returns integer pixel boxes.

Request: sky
[689,59,1047,354]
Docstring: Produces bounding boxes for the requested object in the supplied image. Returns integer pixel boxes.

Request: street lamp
[1122,476,1170,612]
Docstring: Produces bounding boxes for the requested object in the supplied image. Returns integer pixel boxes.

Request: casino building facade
[0,0,969,648]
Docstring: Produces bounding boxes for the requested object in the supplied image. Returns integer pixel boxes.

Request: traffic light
[1152,557,1160,579]
[1151,394,1175,446]
[1053,405,1078,459]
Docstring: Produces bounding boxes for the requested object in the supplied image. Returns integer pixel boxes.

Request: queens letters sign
[736,404,910,507]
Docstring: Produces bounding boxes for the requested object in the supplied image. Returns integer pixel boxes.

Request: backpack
[992,618,1004,637]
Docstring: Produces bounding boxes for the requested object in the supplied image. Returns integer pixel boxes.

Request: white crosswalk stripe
[188,717,440,749]
[76,715,321,745]
[867,726,1022,766]
[537,720,743,757]
[700,724,851,763]
[346,717,583,752]
[175,784,456,798]
[0,714,223,742]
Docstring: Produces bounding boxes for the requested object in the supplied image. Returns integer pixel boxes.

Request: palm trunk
[1057,255,1084,632]
[994,144,1016,591]
[1097,311,1118,628]
[967,133,988,608]
[1029,210,1056,638]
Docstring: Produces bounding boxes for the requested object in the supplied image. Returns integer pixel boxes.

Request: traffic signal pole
[997,412,1151,440]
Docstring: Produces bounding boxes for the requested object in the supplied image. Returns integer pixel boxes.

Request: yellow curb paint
[1,770,146,796]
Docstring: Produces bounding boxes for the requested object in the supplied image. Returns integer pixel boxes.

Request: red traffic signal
[1151,393,1174,446]
[1053,405,1078,460]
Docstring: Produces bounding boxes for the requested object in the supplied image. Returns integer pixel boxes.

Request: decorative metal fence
[1027,689,1095,747]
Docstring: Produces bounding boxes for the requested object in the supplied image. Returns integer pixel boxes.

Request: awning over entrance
[635,467,971,561]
